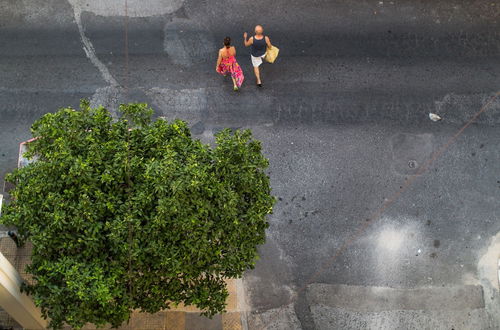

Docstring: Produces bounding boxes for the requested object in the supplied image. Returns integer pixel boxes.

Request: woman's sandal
[233,86,239,92]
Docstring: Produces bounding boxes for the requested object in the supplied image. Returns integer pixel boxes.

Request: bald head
[255,25,264,35]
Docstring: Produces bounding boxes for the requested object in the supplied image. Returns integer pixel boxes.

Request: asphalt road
[1,1,500,329]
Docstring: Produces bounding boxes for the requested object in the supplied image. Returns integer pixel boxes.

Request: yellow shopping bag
[265,46,279,63]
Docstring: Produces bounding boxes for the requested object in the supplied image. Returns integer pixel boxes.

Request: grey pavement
[1,1,500,329]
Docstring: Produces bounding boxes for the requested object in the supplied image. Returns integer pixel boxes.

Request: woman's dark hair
[224,37,231,48]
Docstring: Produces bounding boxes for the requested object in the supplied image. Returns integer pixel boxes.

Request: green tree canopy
[1,101,275,329]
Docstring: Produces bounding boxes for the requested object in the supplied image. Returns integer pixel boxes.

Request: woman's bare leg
[254,66,261,85]
[231,76,237,88]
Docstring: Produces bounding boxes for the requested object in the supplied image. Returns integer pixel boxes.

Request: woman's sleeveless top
[251,35,266,57]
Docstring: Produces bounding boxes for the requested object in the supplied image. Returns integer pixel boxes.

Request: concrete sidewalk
[86,280,244,330]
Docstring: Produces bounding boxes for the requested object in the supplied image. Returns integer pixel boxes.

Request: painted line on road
[70,5,118,87]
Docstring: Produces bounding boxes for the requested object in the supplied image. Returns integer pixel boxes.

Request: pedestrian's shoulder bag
[265,45,279,63]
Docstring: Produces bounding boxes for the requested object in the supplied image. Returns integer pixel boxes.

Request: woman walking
[243,25,272,87]
[216,37,244,91]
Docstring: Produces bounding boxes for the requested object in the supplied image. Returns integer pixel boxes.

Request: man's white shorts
[251,53,266,67]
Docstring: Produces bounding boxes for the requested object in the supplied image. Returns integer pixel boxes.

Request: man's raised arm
[243,32,253,47]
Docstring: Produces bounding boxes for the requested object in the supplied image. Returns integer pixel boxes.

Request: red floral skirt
[217,56,244,88]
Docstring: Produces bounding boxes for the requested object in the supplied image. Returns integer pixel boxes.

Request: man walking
[244,25,272,87]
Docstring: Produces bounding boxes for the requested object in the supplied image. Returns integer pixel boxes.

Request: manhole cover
[408,160,417,169]
[391,133,433,175]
